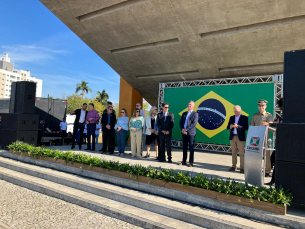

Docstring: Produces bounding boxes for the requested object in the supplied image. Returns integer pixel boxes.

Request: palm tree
[75,81,92,98]
[96,89,109,106]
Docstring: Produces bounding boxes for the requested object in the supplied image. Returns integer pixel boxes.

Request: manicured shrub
[8,142,292,206]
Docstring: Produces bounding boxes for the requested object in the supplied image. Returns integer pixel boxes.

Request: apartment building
[0,53,43,98]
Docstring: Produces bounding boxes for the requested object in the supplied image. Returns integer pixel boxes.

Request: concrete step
[0,166,203,229]
[0,156,277,229]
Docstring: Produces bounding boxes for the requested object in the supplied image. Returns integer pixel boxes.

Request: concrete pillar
[119,77,143,118]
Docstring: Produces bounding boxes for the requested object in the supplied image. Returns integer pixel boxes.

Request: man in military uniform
[250,99,273,177]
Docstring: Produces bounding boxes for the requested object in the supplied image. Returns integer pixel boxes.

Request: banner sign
[244,126,268,187]
[164,83,274,145]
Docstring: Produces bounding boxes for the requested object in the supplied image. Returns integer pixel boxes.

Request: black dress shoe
[84,148,91,150]
[99,149,105,152]
[109,152,114,155]
[179,162,186,166]
[265,173,271,177]
[71,146,75,149]
[91,149,95,151]
[79,146,82,150]
[168,160,172,163]
[158,159,165,162]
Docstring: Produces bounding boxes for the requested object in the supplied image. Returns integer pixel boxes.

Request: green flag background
[164,83,274,145]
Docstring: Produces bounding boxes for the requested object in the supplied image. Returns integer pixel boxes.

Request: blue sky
[0,1,120,102]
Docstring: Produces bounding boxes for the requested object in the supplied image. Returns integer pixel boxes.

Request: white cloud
[88,74,119,86]
[1,44,67,64]
[59,68,120,86]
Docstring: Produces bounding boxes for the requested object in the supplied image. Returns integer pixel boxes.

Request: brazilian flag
[164,83,274,145]
[179,91,248,138]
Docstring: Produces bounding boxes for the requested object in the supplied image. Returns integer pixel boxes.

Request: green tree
[63,94,105,116]
[75,81,92,98]
[96,89,109,106]
[112,103,119,116]
[143,100,150,118]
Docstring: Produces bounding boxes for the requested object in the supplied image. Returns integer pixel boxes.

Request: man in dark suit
[103,101,116,116]
[179,101,199,167]
[157,102,174,162]
[99,106,116,154]
[227,105,249,173]
[70,103,88,150]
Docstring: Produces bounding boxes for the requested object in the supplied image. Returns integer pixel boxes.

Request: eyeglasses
[136,105,140,107]
[136,111,140,113]
[164,107,169,108]
[109,109,113,111]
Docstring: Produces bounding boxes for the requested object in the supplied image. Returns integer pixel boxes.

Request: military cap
[257,99,268,105]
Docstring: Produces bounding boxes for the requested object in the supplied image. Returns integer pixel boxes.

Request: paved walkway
[0,180,140,229]
[49,144,270,184]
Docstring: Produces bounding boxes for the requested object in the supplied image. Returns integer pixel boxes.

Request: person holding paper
[227,105,249,173]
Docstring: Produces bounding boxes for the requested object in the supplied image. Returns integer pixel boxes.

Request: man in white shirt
[70,103,88,150]
[59,118,68,134]
[95,123,101,144]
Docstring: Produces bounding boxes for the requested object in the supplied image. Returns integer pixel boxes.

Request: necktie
[164,112,166,122]
[184,112,191,130]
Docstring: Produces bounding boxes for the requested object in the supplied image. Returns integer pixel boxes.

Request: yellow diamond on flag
[179,91,248,138]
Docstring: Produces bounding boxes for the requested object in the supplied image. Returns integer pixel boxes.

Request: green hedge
[8,142,292,206]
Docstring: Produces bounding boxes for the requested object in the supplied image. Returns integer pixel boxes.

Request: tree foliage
[143,99,150,118]
[112,103,119,116]
[143,99,149,110]
[75,81,92,98]
[96,89,109,106]
[63,93,106,116]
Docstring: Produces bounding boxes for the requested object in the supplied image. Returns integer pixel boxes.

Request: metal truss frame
[158,74,283,153]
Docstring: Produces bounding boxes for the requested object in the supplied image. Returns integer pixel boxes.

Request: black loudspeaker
[9,81,36,114]
[283,49,305,123]
[52,99,67,129]
[276,123,305,164]
[0,98,10,113]
[275,161,305,204]
[0,130,38,147]
[1,113,39,131]
[35,98,67,131]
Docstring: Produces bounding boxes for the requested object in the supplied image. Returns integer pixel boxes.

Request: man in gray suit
[179,101,198,167]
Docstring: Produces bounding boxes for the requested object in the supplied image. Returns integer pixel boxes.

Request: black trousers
[72,122,85,147]
[182,135,195,163]
[102,129,115,152]
[159,132,172,160]
[270,150,276,182]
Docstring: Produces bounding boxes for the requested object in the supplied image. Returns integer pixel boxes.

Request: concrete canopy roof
[39,0,305,104]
